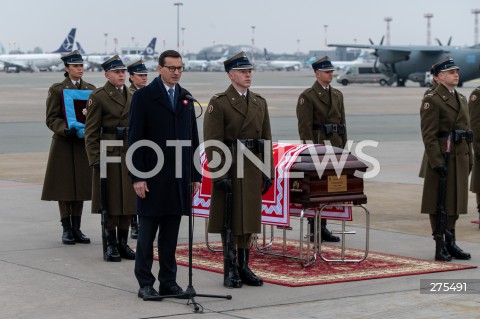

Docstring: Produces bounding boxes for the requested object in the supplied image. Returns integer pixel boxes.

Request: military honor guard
[127,59,149,93]
[126,59,149,239]
[42,50,95,245]
[203,52,274,288]
[296,56,347,243]
[419,56,472,261]
[468,84,480,226]
[84,55,136,262]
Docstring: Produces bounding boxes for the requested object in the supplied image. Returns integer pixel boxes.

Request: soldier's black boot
[434,236,452,261]
[117,229,136,260]
[71,216,90,244]
[445,229,471,260]
[223,257,242,288]
[238,248,263,286]
[105,229,121,262]
[60,217,75,245]
[130,216,138,239]
[321,219,340,242]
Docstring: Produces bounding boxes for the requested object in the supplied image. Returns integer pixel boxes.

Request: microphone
[184,94,198,102]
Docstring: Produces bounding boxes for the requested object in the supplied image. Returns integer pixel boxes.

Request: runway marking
[0,182,42,188]
[251,86,307,89]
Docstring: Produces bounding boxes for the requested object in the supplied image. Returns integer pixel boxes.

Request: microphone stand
[156,93,232,312]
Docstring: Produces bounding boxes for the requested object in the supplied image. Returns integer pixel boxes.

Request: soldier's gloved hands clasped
[261,176,273,195]
[214,178,232,193]
[434,165,448,178]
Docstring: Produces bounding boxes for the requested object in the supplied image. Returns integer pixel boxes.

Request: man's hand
[261,176,273,195]
[192,182,201,194]
[214,178,232,192]
[76,127,85,139]
[434,165,447,178]
[133,181,149,199]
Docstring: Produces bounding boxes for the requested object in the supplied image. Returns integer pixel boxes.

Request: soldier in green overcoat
[296,56,347,243]
[419,56,472,261]
[126,59,149,239]
[41,50,95,245]
[468,85,480,227]
[204,52,274,288]
[84,55,136,262]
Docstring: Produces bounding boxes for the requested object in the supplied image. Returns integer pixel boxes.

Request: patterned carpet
[154,239,476,287]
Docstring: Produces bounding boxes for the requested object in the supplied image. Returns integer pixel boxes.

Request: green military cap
[311,56,335,71]
[61,50,84,65]
[127,59,149,75]
[224,51,253,72]
[101,55,127,71]
[432,56,459,76]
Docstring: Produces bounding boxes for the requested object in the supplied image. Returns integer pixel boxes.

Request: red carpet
[153,239,476,287]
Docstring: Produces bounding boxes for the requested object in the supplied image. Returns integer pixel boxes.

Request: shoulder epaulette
[212,92,226,99]
[252,92,266,101]
[50,83,63,89]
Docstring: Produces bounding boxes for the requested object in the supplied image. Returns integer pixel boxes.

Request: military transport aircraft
[0,28,76,72]
[328,40,480,87]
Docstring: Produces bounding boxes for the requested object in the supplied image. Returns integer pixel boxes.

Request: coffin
[289,145,368,205]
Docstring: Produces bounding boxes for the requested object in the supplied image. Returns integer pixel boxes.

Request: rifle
[223,179,235,266]
[434,133,452,249]
[99,177,108,261]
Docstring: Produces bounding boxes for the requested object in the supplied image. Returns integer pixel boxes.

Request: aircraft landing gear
[396,78,406,87]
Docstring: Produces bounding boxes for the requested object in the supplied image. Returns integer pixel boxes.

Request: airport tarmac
[0,71,479,318]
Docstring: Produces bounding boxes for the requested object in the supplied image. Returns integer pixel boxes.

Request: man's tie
[75,82,81,89]
[168,88,175,110]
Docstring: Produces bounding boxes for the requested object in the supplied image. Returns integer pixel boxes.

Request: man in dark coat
[419,56,472,261]
[296,56,347,243]
[129,50,201,300]
[203,52,274,288]
[468,85,480,227]
[84,55,136,262]
[42,50,95,245]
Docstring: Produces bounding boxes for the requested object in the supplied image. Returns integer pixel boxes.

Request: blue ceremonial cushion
[62,89,92,128]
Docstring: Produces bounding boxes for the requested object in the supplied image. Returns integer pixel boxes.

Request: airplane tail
[76,42,86,55]
[141,37,157,56]
[264,48,271,61]
[52,28,76,53]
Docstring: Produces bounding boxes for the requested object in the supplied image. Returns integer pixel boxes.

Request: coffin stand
[254,145,370,267]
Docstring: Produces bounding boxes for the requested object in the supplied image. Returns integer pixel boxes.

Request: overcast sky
[2,0,480,54]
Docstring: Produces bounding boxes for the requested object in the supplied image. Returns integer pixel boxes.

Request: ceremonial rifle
[435,133,452,245]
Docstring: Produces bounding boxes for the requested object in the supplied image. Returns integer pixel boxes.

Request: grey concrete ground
[0,71,479,318]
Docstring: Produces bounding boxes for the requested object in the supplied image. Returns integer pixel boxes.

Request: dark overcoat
[469,86,480,193]
[84,81,136,215]
[128,77,201,216]
[203,85,273,235]
[296,81,347,148]
[419,84,472,215]
[42,78,95,201]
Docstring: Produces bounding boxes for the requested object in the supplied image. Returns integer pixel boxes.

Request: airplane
[205,50,230,71]
[304,51,375,71]
[0,28,76,72]
[84,37,157,71]
[328,40,480,87]
[184,52,210,71]
[258,48,303,71]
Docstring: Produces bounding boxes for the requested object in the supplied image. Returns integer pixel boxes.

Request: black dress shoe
[159,284,187,299]
[138,286,163,301]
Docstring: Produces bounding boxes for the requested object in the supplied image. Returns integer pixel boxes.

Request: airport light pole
[104,33,108,54]
[384,17,392,45]
[113,38,118,54]
[174,2,183,52]
[323,25,328,49]
[297,39,300,57]
[424,13,433,45]
[181,27,186,55]
[251,26,256,66]
[473,9,480,46]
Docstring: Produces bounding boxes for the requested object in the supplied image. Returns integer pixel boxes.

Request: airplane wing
[0,60,32,72]
[328,44,449,64]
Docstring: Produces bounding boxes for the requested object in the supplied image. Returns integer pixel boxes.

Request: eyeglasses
[163,65,184,73]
